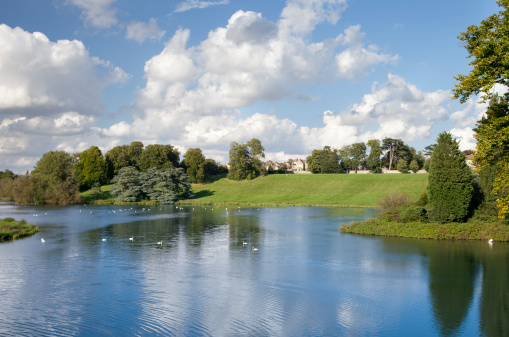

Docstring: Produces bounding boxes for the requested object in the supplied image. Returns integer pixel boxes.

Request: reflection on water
[0,204,508,336]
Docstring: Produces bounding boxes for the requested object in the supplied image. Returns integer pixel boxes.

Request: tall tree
[427,132,473,222]
[366,139,382,172]
[74,146,108,190]
[138,144,180,172]
[452,1,509,217]
[184,148,206,183]
[306,147,342,174]
[32,151,74,183]
[227,139,265,180]
[340,142,366,173]
[105,145,131,178]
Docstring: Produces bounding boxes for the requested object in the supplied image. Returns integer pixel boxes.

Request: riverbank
[340,217,509,241]
[0,218,39,241]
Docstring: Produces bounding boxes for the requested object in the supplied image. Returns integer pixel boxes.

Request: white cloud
[0,24,128,117]
[450,127,476,151]
[174,0,229,13]
[68,0,117,28]
[279,0,348,36]
[129,7,397,147]
[126,18,166,43]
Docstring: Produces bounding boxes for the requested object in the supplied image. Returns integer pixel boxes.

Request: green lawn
[189,173,428,206]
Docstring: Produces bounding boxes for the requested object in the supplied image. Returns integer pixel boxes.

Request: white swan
[252,246,258,251]
[157,241,162,245]
[243,240,247,245]
[102,238,107,242]
[129,237,133,241]
[488,239,493,244]
[41,238,45,243]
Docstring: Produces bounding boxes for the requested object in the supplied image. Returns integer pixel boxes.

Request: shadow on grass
[192,190,215,199]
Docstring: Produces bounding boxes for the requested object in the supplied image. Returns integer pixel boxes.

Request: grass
[0,218,39,241]
[189,173,428,206]
[340,217,509,241]
[81,184,114,204]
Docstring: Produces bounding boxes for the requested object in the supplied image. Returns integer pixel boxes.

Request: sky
[0,0,502,173]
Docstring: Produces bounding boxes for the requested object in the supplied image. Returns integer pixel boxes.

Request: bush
[378,192,410,220]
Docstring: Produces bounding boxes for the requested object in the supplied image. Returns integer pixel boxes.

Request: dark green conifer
[427,132,473,222]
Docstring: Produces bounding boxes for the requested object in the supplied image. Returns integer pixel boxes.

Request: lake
[0,204,507,336]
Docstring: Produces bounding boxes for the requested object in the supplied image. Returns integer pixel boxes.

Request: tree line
[0,142,226,205]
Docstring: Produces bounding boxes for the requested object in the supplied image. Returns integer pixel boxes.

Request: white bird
[102,238,107,242]
[243,240,247,245]
[157,241,162,245]
[252,246,258,251]
[488,239,494,244]
[41,238,45,243]
[129,237,134,241]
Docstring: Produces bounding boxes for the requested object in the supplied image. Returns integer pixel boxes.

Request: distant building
[292,158,306,171]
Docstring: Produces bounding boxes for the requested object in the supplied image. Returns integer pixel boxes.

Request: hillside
[188,173,428,206]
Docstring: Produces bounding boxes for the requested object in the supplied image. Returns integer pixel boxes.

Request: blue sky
[0,0,501,173]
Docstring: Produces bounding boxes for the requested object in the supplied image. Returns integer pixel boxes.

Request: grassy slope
[189,173,428,206]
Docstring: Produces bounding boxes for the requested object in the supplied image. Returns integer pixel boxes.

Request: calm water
[0,204,508,336]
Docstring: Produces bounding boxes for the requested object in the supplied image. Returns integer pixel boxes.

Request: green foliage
[110,166,191,203]
[340,142,366,173]
[473,95,509,218]
[227,139,265,180]
[74,146,108,190]
[366,139,382,172]
[0,218,38,241]
[306,146,343,174]
[32,150,74,183]
[138,144,180,172]
[396,158,409,173]
[427,132,473,222]
[452,0,509,103]
[105,145,132,178]
[340,217,509,241]
[185,148,206,183]
[409,159,420,173]
[142,167,191,203]
[110,166,145,202]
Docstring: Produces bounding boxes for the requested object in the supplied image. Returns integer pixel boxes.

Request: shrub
[378,192,410,220]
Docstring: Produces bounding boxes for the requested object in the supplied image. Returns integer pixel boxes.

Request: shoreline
[0,218,39,241]
[340,217,509,242]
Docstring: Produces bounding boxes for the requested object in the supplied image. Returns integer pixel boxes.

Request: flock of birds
[38,205,261,251]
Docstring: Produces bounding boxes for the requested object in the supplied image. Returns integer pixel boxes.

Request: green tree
[427,132,473,222]
[138,144,180,172]
[396,158,409,173]
[409,159,420,173]
[110,166,145,202]
[105,145,131,178]
[382,138,411,170]
[32,151,74,183]
[340,142,366,173]
[184,148,206,183]
[74,146,108,190]
[227,139,265,180]
[366,139,382,172]
[31,150,81,204]
[128,141,144,168]
[306,147,342,174]
[452,1,509,217]
[452,0,509,104]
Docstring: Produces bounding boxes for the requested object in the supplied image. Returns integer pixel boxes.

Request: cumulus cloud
[126,18,166,43]
[128,5,398,147]
[0,24,128,118]
[68,0,117,28]
[0,24,128,172]
[174,0,229,13]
